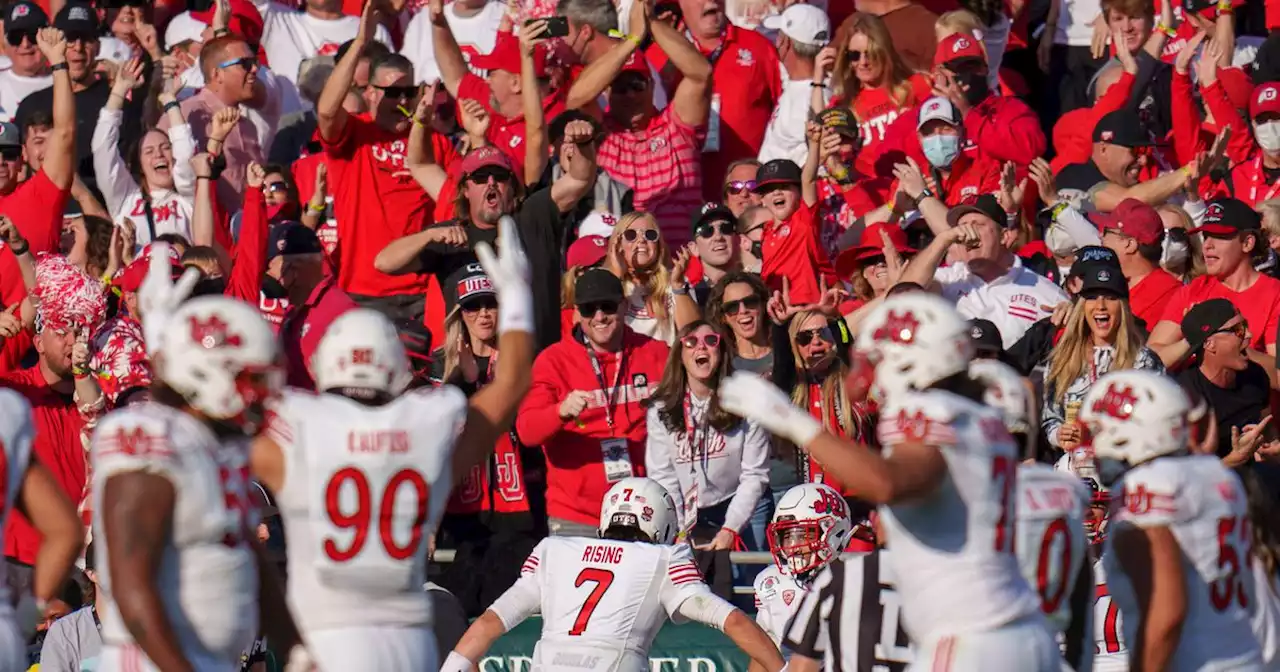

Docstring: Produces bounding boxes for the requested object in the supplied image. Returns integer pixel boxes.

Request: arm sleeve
[659,543,718,621]
[965,98,1046,166]
[1202,79,1253,164]
[224,187,268,303]
[169,121,198,199]
[721,420,770,535]
[91,107,138,217]
[1170,70,1204,167]
[1042,383,1066,449]
[514,353,570,447]
[643,406,685,524]
[673,592,738,631]
[489,540,547,630]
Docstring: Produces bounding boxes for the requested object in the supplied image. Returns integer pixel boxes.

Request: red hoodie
[879,93,1046,178]
[516,328,671,524]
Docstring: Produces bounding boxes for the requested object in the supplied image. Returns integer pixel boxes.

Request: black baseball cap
[969,319,1003,356]
[690,202,734,233]
[574,267,624,306]
[54,2,98,37]
[1077,263,1128,298]
[443,263,496,315]
[1069,245,1121,279]
[1181,298,1240,353]
[267,222,322,262]
[946,193,1006,228]
[1092,110,1153,148]
[753,159,802,192]
[1189,197,1262,237]
[5,2,48,35]
[817,108,859,139]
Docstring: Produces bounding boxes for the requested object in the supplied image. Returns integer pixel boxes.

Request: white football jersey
[754,564,806,647]
[1092,560,1128,672]
[90,402,259,668]
[1102,455,1263,670]
[0,390,33,621]
[489,537,718,671]
[1249,557,1280,669]
[1015,463,1089,634]
[269,387,462,634]
[875,389,1042,641]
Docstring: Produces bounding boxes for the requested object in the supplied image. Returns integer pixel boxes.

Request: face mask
[262,275,288,300]
[1258,121,1280,152]
[1160,231,1189,269]
[922,134,961,169]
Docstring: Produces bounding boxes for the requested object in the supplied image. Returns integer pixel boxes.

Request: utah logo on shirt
[736,48,753,67]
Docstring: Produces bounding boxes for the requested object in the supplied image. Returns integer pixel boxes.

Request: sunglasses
[844,50,865,63]
[696,221,736,239]
[4,30,35,47]
[795,327,832,346]
[613,76,649,94]
[623,229,659,243]
[681,333,721,349]
[373,84,417,100]
[0,148,20,162]
[721,296,762,315]
[64,31,97,45]
[578,300,620,317]
[217,56,258,71]
[263,181,288,193]
[724,180,756,195]
[460,296,499,313]
[468,167,513,184]
[1213,322,1247,339]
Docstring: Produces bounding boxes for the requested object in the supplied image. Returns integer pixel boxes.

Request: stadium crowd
[0,0,1276,668]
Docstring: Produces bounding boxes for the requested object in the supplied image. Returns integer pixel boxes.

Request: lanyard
[1249,154,1280,204]
[587,346,626,430]
[683,392,711,477]
[685,29,727,66]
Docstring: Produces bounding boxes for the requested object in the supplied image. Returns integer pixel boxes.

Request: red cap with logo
[192,0,265,49]
[934,33,986,68]
[113,243,183,294]
[470,32,549,77]
[1251,82,1280,118]
[1093,198,1163,246]
[459,146,516,176]
[834,223,916,278]
[567,235,610,269]
[620,50,651,76]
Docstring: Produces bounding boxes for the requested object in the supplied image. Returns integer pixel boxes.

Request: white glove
[719,371,823,447]
[283,645,316,672]
[137,242,200,357]
[475,215,533,335]
[440,651,477,672]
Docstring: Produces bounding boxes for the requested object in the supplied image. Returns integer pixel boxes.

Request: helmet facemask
[768,518,835,581]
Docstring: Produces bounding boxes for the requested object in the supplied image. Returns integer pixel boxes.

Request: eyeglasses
[1213,322,1248,340]
[460,296,499,313]
[373,84,416,100]
[681,333,721,349]
[844,50,864,63]
[795,327,832,346]
[263,181,288,193]
[721,296,762,315]
[217,56,258,71]
[696,221,736,239]
[467,166,513,184]
[5,30,35,47]
[578,300,620,317]
[724,180,756,195]
[623,229,659,243]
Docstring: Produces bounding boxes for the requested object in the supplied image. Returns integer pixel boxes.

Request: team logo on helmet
[641,506,653,521]
[190,316,243,349]
[1092,383,1138,420]
[872,310,920,345]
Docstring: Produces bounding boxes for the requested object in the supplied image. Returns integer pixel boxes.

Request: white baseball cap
[762,4,831,46]
[578,210,619,239]
[917,96,962,129]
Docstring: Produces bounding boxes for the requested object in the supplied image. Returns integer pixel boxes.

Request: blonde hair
[936,10,985,40]
[561,267,582,309]
[1045,299,1147,406]
[1156,204,1206,281]
[787,310,864,437]
[439,310,468,384]
[831,13,918,109]
[607,212,673,329]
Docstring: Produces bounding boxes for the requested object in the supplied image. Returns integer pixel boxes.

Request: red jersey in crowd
[1128,268,1182,332]
[761,201,837,305]
[226,186,275,325]
[321,114,456,297]
[880,92,1046,177]
[292,152,340,259]
[515,328,670,525]
[456,72,567,176]
[0,367,86,564]
[1051,72,1135,174]
[280,277,359,390]
[0,171,68,314]
[1160,274,1280,353]
[839,75,932,177]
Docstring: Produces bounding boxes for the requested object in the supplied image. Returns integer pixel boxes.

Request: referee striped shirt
[782,550,913,671]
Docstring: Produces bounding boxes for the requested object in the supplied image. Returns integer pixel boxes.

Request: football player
[250,217,534,670]
[722,294,1062,670]
[439,477,785,672]
[1082,370,1263,670]
[0,390,82,672]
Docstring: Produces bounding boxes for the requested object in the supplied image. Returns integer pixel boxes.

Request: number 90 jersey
[875,389,1042,642]
[1014,463,1088,634]
[270,387,462,633]
[1101,455,1263,671]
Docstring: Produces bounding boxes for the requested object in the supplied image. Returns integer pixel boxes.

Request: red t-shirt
[456,72,567,177]
[321,114,455,297]
[1,367,86,564]
[1159,274,1280,352]
[1129,268,1182,333]
[843,75,932,177]
[0,171,69,310]
[761,201,836,305]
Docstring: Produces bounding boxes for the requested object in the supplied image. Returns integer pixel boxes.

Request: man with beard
[1055,110,1203,212]
[376,119,598,351]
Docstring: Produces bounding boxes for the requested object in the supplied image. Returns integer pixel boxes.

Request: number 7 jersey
[269,387,463,633]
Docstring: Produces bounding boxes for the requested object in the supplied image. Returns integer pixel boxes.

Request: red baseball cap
[567,235,609,269]
[192,0,264,49]
[1252,82,1280,119]
[470,32,549,77]
[113,243,183,294]
[1093,198,1163,245]
[834,223,915,279]
[459,146,516,176]
[934,33,985,69]
[620,50,651,77]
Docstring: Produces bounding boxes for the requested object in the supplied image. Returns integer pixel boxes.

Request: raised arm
[566,17,645,111]
[93,62,146,218]
[318,1,380,142]
[647,1,712,127]
[406,94,448,199]
[520,21,550,186]
[36,28,75,190]
[429,0,471,98]
[550,119,598,213]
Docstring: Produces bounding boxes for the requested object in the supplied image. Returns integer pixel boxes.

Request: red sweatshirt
[879,93,1046,178]
[1051,72,1135,174]
[1170,70,1252,170]
[516,328,671,524]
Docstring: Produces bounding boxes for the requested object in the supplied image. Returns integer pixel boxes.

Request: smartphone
[527,16,570,39]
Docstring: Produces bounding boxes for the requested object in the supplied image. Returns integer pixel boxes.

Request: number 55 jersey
[269,387,461,667]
